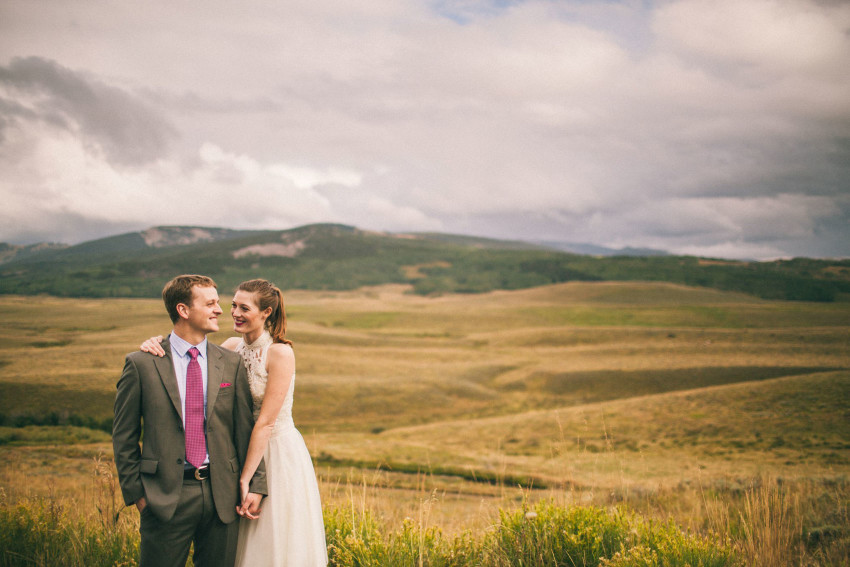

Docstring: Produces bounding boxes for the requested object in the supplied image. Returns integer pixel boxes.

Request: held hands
[140,335,166,357]
[239,493,263,520]
[237,478,263,520]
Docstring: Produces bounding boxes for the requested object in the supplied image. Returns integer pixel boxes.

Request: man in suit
[113,274,266,567]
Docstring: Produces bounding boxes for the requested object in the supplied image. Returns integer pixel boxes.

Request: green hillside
[1,223,848,301]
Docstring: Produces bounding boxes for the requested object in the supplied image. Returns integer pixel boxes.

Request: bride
[142,278,327,566]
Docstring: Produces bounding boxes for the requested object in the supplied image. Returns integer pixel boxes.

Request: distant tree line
[1,225,848,301]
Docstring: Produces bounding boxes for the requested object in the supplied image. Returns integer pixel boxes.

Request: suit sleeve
[234,360,267,495]
[113,355,145,506]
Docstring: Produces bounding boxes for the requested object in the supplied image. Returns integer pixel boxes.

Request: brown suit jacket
[113,337,266,523]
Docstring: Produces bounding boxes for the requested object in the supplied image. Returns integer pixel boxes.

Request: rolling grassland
[0,281,848,565]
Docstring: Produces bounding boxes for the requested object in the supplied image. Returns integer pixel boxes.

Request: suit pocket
[140,459,158,475]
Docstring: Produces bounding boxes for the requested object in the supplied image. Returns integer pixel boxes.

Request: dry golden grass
[0,281,848,550]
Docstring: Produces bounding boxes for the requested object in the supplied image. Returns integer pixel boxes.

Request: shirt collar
[169,331,208,359]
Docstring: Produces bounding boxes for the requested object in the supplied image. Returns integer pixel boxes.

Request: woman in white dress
[142,279,327,566]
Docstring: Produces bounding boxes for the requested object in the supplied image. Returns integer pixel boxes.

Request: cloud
[655,0,850,77]
[0,57,176,165]
[0,0,849,259]
[0,124,443,244]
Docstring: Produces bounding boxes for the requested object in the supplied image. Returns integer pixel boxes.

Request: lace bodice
[236,331,295,433]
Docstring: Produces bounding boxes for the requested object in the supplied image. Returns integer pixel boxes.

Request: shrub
[479,502,738,567]
[483,503,628,566]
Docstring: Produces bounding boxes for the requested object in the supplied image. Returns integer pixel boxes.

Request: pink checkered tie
[185,347,206,468]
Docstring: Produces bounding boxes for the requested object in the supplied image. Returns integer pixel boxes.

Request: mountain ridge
[0,223,848,301]
[0,241,69,265]
[0,225,663,266]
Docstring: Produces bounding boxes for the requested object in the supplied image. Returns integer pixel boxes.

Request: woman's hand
[140,336,166,357]
[236,477,260,519]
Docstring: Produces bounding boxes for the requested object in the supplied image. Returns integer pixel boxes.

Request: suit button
[177,458,183,465]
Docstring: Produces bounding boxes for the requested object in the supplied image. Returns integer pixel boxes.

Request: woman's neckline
[242,330,272,349]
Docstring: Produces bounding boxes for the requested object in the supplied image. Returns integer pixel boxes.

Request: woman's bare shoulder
[221,336,241,351]
[268,342,294,358]
[269,343,295,362]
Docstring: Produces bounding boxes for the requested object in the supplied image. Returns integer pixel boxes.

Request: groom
[113,274,266,567]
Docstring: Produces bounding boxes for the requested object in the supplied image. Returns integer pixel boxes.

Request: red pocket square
[220,383,232,388]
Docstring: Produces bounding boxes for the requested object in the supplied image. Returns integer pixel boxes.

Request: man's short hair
[162,275,217,323]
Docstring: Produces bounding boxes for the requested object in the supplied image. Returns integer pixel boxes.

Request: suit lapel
[206,343,224,414]
[154,337,183,420]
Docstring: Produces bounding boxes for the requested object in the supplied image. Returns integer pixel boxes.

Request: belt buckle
[194,466,208,481]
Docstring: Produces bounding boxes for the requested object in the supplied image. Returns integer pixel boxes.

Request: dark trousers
[139,478,238,567]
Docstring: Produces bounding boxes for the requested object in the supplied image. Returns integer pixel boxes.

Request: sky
[1,0,849,260]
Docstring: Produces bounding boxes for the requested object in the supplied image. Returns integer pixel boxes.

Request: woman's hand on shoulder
[140,336,165,357]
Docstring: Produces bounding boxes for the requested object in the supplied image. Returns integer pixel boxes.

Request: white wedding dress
[234,332,327,566]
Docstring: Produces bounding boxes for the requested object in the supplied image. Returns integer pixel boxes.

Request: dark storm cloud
[0,56,176,165]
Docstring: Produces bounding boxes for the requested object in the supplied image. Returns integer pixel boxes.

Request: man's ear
[176,302,190,320]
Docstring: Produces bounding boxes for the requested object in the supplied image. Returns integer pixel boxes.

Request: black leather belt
[184,466,210,480]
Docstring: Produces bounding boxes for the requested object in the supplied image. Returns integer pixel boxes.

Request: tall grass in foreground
[0,493,138,566]
[0,455,138,566]
[1,461,847,566]
[700,476,850,567]
[0,496,736,567]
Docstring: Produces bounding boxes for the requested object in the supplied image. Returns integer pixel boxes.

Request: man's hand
[237,492,263,520]
[135,496,147,513]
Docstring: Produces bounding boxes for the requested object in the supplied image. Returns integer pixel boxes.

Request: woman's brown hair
[236,279,292,345]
